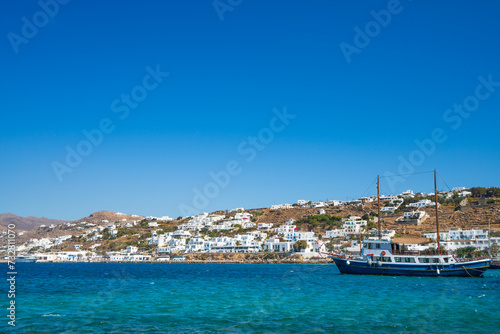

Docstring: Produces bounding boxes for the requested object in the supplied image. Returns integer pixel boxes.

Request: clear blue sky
[1,0,499,220]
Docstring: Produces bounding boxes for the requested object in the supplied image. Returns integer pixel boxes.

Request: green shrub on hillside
[295,214,342,228]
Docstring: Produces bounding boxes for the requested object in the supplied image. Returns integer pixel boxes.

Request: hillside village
[2,187,500,262]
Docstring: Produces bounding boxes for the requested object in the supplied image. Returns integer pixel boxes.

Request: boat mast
[488,220,491,257]
[377,175,381,241]
[434,169,441,254]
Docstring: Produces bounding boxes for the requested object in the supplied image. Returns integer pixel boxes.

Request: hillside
[3,193,499,255]
[0,213,67,231]
[19,199,499,254]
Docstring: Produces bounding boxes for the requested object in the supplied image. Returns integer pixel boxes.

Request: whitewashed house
[264,238,295,252]
[340,216,367,234]
[324,229,345,238]
[408,199,439,208]
[275,219,297,235]
[258,223,273,231]
[359,197,374,203]
[246,230,267,240]
[381,206,397,213]
[270,204,293,210]
[368,229,396,239]
[126,246,138,254]
[185,237,206,253]
[423,228,495,252]
[89,234,103,242]
[396,210,429,225]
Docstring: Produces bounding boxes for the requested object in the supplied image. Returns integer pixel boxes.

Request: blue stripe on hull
[332,257,490,277]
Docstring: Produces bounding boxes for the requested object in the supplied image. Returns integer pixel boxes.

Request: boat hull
[16,258,37,263]
[490,263,500,270]
[331,257,490,277]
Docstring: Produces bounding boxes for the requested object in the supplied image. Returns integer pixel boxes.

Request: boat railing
[321,252,356,260]
[391,250,443,256]
[452,256,490,263]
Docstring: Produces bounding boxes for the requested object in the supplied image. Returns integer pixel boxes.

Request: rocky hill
[73,210,144,225]
[0,211,145,246]
[0,213,67,231]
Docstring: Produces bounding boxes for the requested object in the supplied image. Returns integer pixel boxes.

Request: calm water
[3,263,500,333]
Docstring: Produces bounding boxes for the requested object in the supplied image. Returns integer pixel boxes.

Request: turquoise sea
[3,263,500,333]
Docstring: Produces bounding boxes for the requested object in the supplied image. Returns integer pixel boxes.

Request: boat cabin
[361,239,391,257]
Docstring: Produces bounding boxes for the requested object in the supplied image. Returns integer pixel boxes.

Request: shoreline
[4,259,333,265]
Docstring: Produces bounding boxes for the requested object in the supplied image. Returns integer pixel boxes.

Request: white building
[204,235,261,253]
[274,219,317,248]
[246,230,267,240]
[408,199,439,208]
[359,197,374,203]
[178,213,227,231]
[172,230,192,239]
[324,229,345,238]
[423,228,496,252]
[340,216,367,234]
[229,207,245,213]
[126,246,138,254]
[368,229,396,240]
[396,210,429,225]
[35,251,90,262]
[275,219,297,235]
[258,223,273,230]
[380,206,398,213]
[264,238,295,252]
[185,237,206,253]
[233,212,254,229]
[270,204,293,210]
[89,234,103,242]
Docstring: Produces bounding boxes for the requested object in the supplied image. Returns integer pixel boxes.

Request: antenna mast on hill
[434,169,441,254]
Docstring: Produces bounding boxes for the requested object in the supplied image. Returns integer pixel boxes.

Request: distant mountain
[0,213,67,231]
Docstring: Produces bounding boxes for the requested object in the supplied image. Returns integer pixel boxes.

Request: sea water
[3,263,500,333]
